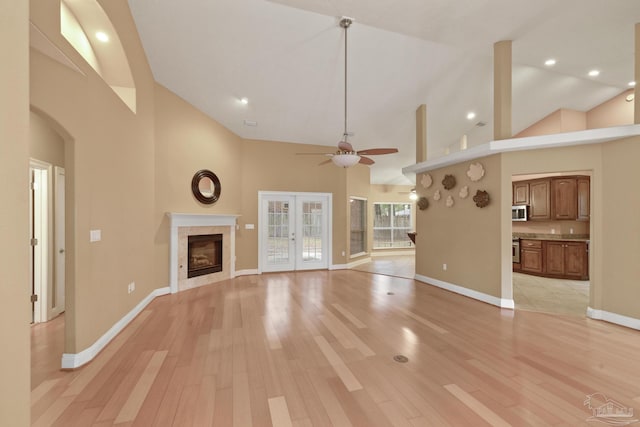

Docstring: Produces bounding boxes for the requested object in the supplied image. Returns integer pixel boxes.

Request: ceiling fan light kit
[331,152,360,167]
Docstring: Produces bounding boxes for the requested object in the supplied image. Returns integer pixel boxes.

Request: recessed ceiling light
[240,97,249,105]
[588,69,600,77]
[544,59,556,66]
[629,81,636,87]
[96,31,109,42]
[466,112,476,120]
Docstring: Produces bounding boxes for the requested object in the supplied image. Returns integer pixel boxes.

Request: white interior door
[52,166,65,317]
[30,164,50,323]
[260,192,330,273]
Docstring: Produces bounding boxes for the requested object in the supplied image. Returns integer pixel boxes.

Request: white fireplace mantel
[167,212,240,293]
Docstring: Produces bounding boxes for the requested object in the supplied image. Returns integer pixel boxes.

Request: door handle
[59,249,65,254]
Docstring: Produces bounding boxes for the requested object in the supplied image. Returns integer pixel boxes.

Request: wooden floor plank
[30,270,640,426]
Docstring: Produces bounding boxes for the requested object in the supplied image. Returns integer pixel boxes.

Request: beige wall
[0,0,30,424]
[239,139,351,269]
[415,155,503,298]
[30,111,65,167]
[153,83,243,285]
[30,0,157,353]
[587,89,635,129]
[600,136,640,318]
[515,91,634,139]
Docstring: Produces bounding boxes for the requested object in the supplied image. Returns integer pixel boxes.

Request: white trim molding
[61,286,170,369]
[587,307,640,331]
[403,124,640,176]
[166,212,240,294]
[415,274,515,309]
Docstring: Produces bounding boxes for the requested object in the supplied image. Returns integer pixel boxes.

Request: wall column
[0,0,31,424]
[416,104,427,162]
[635,23,639,124]
[494,40,512,140]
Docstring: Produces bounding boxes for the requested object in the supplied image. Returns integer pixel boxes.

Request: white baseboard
[235,269,259,277]
[348,257,372,268]
[371,250,415,257]
[587,307,640,331]
[61,286,171,369]
[330,263,348,270]
[415,274,514,309]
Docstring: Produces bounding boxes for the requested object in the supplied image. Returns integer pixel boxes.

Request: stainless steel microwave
[512,205,528,221]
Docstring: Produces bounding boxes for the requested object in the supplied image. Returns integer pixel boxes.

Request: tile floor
[512,272,589,316]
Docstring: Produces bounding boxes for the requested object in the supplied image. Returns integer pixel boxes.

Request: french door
[259,192,331,272]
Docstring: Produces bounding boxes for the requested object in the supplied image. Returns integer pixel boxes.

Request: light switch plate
[90,229,101,242]
[245,224,255,230]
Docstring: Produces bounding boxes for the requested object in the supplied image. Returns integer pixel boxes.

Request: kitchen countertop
[513,233,590,242]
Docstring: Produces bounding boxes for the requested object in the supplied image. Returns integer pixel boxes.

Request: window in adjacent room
[349,197,367,256]
[373,203,412,248]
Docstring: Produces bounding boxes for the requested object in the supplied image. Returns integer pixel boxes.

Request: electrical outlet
[443,263,447,271]
[570,228,574,234]
[342,251,345,256]
[128,282,135,294]
[551,228,556,234]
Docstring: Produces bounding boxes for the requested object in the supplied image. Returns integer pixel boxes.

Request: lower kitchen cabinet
[516,239,589,280]
[520,240,543,274]
[545,241,589,280]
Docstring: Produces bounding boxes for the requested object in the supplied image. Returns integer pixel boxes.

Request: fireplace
[188,234,223,278]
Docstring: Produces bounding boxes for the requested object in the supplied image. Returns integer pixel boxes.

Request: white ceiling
[128,0,639,185]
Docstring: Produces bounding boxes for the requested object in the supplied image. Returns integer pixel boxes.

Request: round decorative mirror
[191,169,221,204]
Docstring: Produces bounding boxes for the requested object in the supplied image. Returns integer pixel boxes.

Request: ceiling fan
[298,17,399,167]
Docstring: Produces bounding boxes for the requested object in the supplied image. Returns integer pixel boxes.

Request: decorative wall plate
[473,190,490,208]
[442,174,456,190]
[421,173,433,189]
[417,197,429,210]
[446,195,454,208]
[459,185,469,199]
[467,162,485,182]
[433,189,441,201]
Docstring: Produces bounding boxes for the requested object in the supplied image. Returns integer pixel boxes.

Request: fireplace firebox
[188,234,223,278]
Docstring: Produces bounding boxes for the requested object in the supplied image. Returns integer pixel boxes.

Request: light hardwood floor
[32,270,640,426]
[352,254,415,280]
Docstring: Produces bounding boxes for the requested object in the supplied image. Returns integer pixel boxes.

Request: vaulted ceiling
[129,0,640,184]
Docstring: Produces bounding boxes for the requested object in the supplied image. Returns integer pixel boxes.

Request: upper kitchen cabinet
[577,177,590,221]
[529,179,551,220]
[552,178,577,220]
[513,182,529,205]
[516,175,590,221]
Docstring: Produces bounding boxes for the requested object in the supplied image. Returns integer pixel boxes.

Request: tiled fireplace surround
[167,213,239,293]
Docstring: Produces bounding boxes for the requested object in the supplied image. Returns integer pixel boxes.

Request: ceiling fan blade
[359,156,375,165]
[356,148,399,155]
[319,158,333,166]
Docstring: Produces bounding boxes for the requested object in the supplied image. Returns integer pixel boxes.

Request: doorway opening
[511,171,591,316]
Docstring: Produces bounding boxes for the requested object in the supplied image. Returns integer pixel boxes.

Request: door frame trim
[258,191,333,274]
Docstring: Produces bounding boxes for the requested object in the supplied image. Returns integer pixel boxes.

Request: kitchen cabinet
[520,240,543,274]
[544,241,588,280]
[552,178,577,220]
[515,239,589,280]
[513,176,590,221]
[529,179,551,220]
[577,177,590,221]
[513,182,529,205]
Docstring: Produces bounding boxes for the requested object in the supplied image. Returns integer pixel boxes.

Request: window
[373,203,412,248]
[350,198,367,256]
